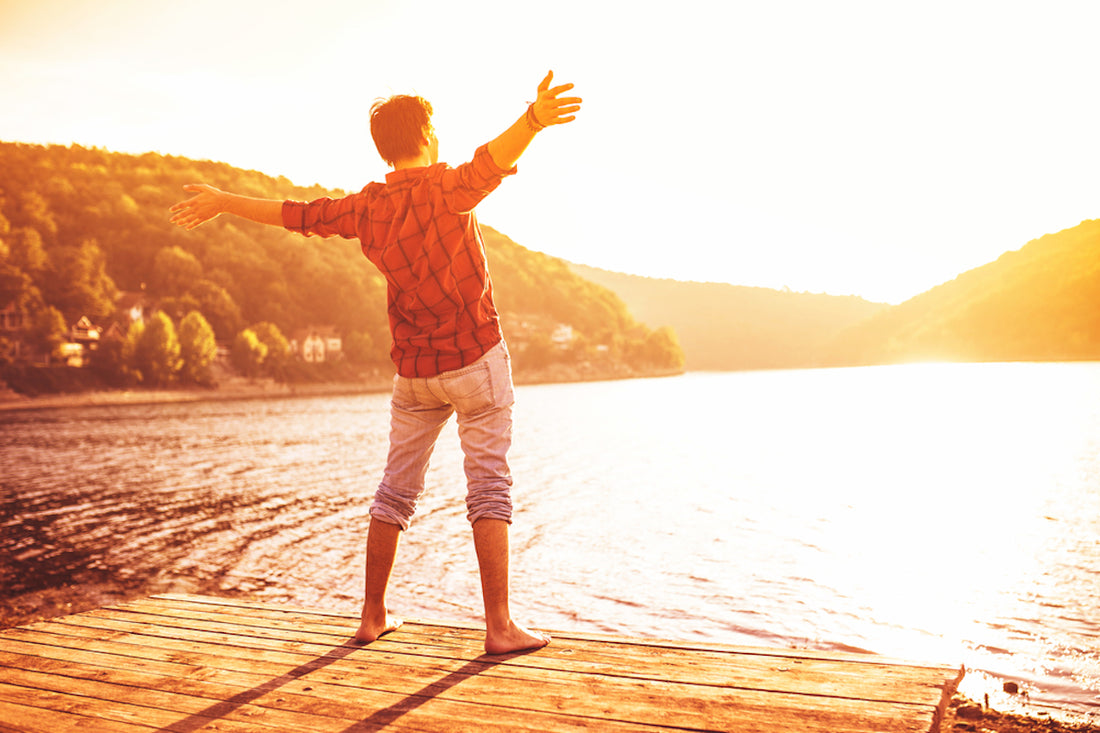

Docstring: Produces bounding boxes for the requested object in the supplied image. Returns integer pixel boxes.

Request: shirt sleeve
[282,194,362,239]
[441,144,517,214]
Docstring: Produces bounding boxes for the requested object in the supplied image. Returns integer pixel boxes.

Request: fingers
[533,91,583,126]
[169,184,206,212]
[543,83,575,98]
[169,184,217,229]
[537,70,553,93]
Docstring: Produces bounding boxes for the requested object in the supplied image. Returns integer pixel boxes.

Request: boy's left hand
[531,71,582,128]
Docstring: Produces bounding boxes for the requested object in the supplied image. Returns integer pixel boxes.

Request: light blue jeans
[370,340,515,530]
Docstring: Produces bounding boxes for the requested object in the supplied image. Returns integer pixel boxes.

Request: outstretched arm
[487,71,581,171]
[169,184,285,230]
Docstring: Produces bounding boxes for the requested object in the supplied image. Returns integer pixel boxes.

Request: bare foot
[354,608,403,643]
[484,620,551,655]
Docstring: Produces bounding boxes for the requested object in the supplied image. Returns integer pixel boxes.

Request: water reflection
[2,363,1099,719]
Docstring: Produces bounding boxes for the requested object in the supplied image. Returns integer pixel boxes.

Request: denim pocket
[442,361,495,416]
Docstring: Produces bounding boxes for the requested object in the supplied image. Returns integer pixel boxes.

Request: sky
[2,0,1098,304]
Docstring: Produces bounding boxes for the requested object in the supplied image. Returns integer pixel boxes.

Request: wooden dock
[0,594,963,732]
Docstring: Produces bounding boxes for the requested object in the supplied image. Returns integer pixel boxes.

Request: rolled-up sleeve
[282,195,361,239]
[442,144,517,214]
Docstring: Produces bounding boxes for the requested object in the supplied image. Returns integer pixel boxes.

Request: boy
[170,72,581,654]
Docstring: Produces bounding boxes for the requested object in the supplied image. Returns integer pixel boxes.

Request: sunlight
[5,1,1099,303]
[804,362,1093,668]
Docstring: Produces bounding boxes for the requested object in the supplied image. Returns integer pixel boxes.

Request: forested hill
[0,140,684,382]
[570,264,887,371]
[820,219,1100,365]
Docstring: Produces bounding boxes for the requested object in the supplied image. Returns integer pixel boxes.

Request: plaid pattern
[283,144,516,377]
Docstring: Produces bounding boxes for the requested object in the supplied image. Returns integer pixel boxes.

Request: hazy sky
[2,0,1098,303]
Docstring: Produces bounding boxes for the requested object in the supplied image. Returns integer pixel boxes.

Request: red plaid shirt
[283,144,516,378]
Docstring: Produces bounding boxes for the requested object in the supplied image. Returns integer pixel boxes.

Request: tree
[14,191,58,242]
[0,263,29,310]
[190,279,242,340]
[91,331,131,386]
[343,330,375,365]
[644,326,685,371]
[232,328,267,378]
[8,227,50,277]
[28,305,68,363]
[129,311,181,386]
[43,239,118,321]
[122,320,145,382]
[178,311,217,385]
[250,321,290,378]
[151,245,203,298]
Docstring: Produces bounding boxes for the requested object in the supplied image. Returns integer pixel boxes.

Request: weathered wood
[0,593,963,733]
[109,596,957,705]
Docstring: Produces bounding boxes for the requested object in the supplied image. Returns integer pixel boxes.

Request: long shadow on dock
[341,653,514,732]
[156,639,363,732]
[157,637,509,733]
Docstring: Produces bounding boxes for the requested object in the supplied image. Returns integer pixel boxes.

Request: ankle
[484,610,512,634]
[362,600,388,619]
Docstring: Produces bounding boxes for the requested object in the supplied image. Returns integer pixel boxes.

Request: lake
[2,361,1098,720]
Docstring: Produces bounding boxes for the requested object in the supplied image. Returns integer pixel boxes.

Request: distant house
[550,324,574,349]
[290,327,343,363]
[71,316,102,347]
[101,322,127,345]
[61,316,103,367]
[115,290,151,324]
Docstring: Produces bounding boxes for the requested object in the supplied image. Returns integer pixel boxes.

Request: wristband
[525,103,546,132]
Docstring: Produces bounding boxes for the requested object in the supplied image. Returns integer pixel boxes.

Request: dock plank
[106,596,955,705]
[0,593,963,732]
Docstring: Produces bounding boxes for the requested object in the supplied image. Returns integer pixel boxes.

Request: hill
[0,140,684,391]
[570,264,887,371]
[821,219,1100,365]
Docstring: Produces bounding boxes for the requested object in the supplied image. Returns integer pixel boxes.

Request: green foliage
[232,328,267,378]
[188,279,243,340]
[250,321,290,361]
[42,239,118,322]
[29,305,68,361]
[0,263,32,310]
[178,310,217,385]
[8,227,50,276]
[90,333,131,387]
[127,311,181,386]
[0,140,684,384]
[342,330,376,366]
[250,321,290,378]
[642,326,686,371]
[152,245,203,298]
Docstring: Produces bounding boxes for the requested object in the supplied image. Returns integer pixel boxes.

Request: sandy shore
[942,695,1100,732]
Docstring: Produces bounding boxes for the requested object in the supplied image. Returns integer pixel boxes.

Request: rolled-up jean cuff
[466,496,513,525]
[369,489,416,531]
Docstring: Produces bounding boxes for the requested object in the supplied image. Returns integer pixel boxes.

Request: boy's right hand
[169,184,226,230]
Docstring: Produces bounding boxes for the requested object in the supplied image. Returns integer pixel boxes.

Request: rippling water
[2,362,1099,719]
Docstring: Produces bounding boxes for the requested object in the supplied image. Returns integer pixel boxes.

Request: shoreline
[0,379,393,413]
[0,365,685,413]
[943,694,1100,732]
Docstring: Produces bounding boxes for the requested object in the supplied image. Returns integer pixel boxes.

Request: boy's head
[370,95,435,167]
